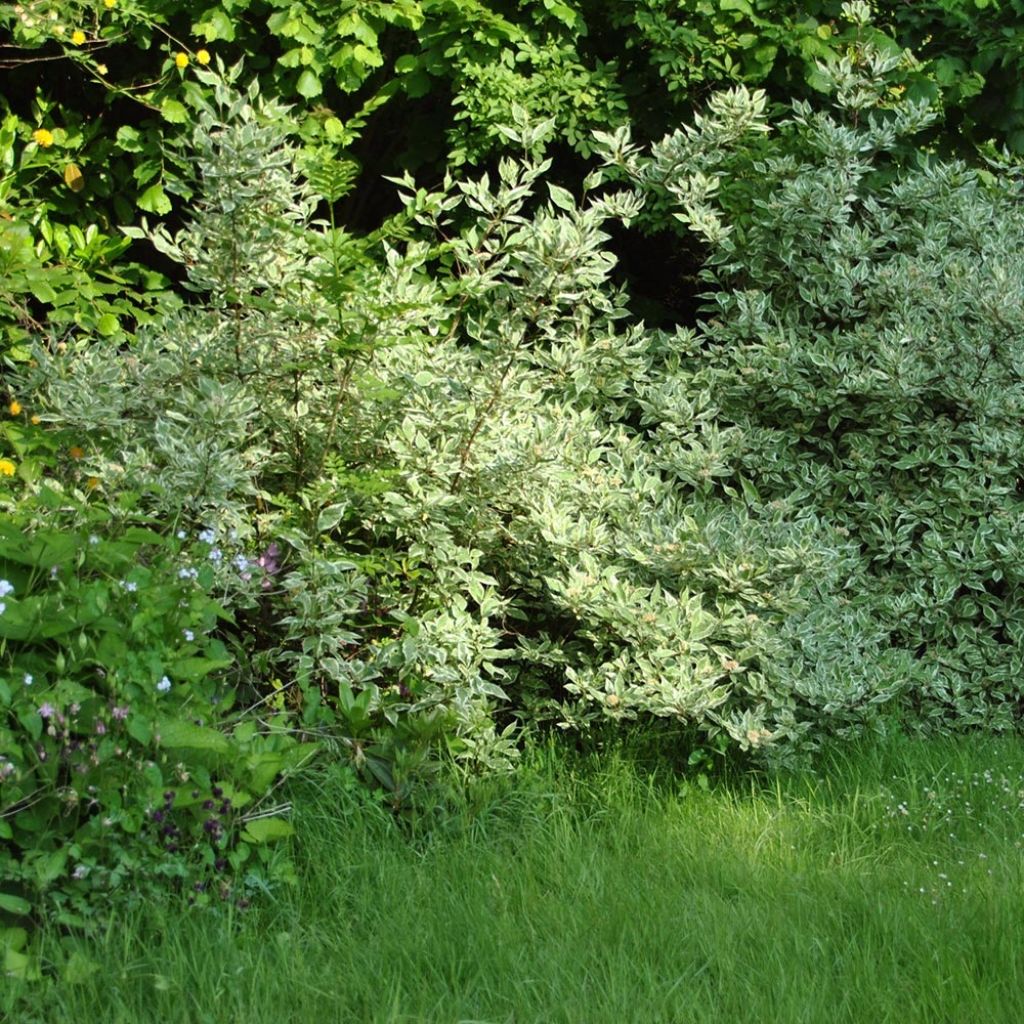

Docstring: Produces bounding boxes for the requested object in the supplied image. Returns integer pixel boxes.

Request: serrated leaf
[160,99,188,124]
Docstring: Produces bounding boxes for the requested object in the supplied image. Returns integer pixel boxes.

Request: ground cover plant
[4,734,1024,1022]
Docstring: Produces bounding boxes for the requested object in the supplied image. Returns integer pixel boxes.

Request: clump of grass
[5,733,1024,1023]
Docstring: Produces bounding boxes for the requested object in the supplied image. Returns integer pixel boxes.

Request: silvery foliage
[617,20,1024,733]
[25,75,908,764]
[375,109,855,755]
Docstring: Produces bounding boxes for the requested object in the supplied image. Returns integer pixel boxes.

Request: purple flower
[95,720,107,735]
[38,702,56,719]
[111,705,129,721]
[256,543,280,575]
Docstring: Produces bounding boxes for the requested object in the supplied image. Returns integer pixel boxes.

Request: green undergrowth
[4,732,1024,1023]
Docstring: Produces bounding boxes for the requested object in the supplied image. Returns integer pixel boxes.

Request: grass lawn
[5,733,1024,1023]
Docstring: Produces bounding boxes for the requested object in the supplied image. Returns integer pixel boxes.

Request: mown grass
[5,732,1024,1024]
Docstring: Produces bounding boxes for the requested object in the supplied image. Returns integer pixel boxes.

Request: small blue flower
[121,580,138,593]
[233,554,249,572]
[178,567,199,580]
[176,530,187,540]
[198,528,216,545]
[208,547,223,563]
[0,580,13,598]
[156,676,172,694]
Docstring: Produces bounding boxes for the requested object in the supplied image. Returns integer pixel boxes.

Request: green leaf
[0,893,31,916]
[115,125,145,153]
[96,312,119,336]
[193,9,236,42]
[158,719,231,754]
[168,656,233,681]
[63,950,102,984]
[160,99,189,124]
[137,183,172,216]
[547,183,576,212]
[34,848,67,885]
[296,69,323,98]
[242,817,294,843]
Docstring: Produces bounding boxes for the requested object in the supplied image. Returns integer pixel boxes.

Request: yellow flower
[0,459,16,478]
[31,415,41,425]
[96,63,108,75]
[86,476,101,490]
[104,0,117,7]
[196,49,211,66]
[8,400,22,416]
[32,128,55,148]
[175,52,189,69]
[71,29,86,45]
[69,446,85,460]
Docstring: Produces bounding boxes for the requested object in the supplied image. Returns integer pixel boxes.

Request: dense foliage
[4,0,1024,945]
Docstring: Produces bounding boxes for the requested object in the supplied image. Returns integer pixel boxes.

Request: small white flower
[121,580,138,592]
[23,673,33,686]
[88,534,100,545]
[178,567,198,580]
[72,864,88,880]
[176,530,187,540]
[0,601,5,616]
[156,676,172,694]
[182,629,194,642]
[0,580,13,598]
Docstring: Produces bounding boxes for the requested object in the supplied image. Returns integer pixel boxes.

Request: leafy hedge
[5,2,1024,933]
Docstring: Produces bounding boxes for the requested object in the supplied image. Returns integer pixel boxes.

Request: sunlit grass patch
[5,733,1024,1024]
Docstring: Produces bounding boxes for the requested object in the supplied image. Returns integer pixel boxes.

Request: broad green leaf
[137,183,172,215]
[157,719,231,754]
[242,817,294,843]
[296,69,323,98]
[160,99,189,124]
[0,893,31,915]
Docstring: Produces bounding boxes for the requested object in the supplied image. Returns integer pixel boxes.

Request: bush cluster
[4,3,1024,939]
